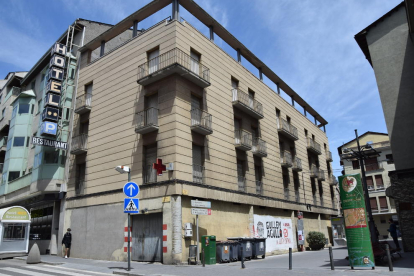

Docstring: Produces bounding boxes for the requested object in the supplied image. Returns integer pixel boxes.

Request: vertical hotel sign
[33,42,67,149]
[338,174,374,268]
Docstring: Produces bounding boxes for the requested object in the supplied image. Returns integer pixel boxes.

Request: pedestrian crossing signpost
[124,198,139,214]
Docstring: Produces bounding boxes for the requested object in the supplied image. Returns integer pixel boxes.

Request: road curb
[113,271,145,276]
[14,256,64,265]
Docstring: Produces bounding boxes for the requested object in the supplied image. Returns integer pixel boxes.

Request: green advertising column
[201,235,216,265]
[338,174,375,269]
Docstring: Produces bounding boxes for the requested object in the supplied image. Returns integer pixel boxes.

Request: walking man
[62,228,72,258]
[387,219,400,249]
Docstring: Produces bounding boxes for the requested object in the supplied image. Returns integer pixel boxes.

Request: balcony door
[190,51,200,75]
[191,95,202,126]
[145,93,158,126]
[237,160,245,191]
[85,83,93,106]
[248,90,254,109]
[192,144,203,183]
[148,49,159,74]
[144,144,157,183]
[234,119,241,144]
[365,158,378,171]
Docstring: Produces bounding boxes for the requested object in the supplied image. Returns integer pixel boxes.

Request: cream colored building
[338,132,397,238]
[64,0,337,264]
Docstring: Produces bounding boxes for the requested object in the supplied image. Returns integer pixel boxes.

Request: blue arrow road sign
[124,198,139,214]
[123,182,139,197]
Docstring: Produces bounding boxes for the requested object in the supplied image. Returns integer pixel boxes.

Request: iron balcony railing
[376,184,385,190]
[280,151,293,167]
[135,108,159,134]
[252,137,267,157]
[234,129,252,150]
[326,151,333,162]
[137,48,210,83]
[0,136,7,148]
[310,164,319,178]
[71,134,88,154]
[143,165,157,184]
[193,165,204,184]
[256,180,263,195]
[75,93,92,114]
[292,157,302,171]
[329,175,338,186]
[238,176,246,192]
[232,88,264,119]
[368,185,375,190]
[10,86,21,97]
[318,169,326,181]
[190,109,212,135]
[75,178,85,195]
[284,188,290,200]
[276,118,298,140]
[365,162,384,172]
[307,138,322,155]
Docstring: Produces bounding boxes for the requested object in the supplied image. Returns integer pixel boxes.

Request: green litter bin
[201,235,216,265]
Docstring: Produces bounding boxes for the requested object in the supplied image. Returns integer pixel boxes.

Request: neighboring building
[355,0,414,251]
[0,19,131,255]
[338,132,397,239]
[63,0,337,264]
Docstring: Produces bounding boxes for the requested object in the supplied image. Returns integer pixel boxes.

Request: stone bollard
[26,243,41,264]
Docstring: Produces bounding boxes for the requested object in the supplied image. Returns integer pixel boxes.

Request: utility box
[184,223,193,237]
[201,235,216,265]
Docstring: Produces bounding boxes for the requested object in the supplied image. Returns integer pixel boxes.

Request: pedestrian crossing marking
[2,267,52,276]
[124,198,139,213]
[29,265,91,275]
[43,265,113,275]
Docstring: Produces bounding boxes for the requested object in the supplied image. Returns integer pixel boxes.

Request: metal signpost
[123,181,139,271]
[191,200,211,264]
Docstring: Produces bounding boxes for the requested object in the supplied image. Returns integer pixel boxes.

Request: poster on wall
[253,215,294,252]
[338,174,375,268]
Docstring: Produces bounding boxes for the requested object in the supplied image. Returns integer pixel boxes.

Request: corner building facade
[66,0,337,263]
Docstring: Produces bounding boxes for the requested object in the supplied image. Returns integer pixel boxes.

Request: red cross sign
[153,158,166,176]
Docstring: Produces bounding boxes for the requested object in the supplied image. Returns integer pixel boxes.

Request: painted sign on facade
[253,215,294,251]
[338,174,374,268]
[32,137,67,150]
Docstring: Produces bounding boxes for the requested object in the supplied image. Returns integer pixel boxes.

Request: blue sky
[0,0,401,176]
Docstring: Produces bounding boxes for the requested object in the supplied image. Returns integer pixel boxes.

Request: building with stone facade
[355,0,414,251]
[62,0,337,264]
[338,132,397,239]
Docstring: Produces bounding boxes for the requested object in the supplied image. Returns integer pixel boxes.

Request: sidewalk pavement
[14,247,414,276]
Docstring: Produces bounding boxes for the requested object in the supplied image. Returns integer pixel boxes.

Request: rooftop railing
[276,118,298,140]
[137,48,210,87]
[232,88,264,119]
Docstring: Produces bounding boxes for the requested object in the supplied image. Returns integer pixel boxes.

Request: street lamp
[115,165,131,271]
[341,130,379,244]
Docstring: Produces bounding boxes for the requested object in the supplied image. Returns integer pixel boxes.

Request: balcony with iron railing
[256,180,263,195]
[237,176,246,192]
[0,136,7,151]
[307,138,322,155]
[193,165,204,184]
[280,151,293,168]
[276,118,298,141]
[190,109,212,135]
[326,150,333,162]
[137,48,210,88]
[234,129,252,151]
[310,164,319,178]
[252,137,267,157]
[70,134,88,155]
[232,88,264,119]
[329,175,338,186]
[135,108,159,134]
[368,185,375,191]
[143,165,157,184]
[318,169,325,181]
[75,93,92,114]
[365,162,384,172]
[376,184,385,190]
[292,157,302,172]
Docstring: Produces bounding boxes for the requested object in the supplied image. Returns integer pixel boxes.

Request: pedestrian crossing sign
[124,198,139,213]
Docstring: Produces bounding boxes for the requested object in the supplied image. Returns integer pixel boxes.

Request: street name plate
[191,200,211,208]
[191,208,211,215]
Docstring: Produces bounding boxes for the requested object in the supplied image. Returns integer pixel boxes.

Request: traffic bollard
[385,244,393,272]
[202,248,205,267]
[289,247,292,270]
[241,245,245,269]
[329,247,335,270]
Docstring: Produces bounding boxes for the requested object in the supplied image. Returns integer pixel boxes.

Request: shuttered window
[370,198,378,211]
[352,160,360,170]
[366,176,374,190]
[379,196,388,210]
[375,175,384,189]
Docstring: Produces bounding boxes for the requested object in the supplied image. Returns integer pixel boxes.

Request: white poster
[253,214,295,252]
